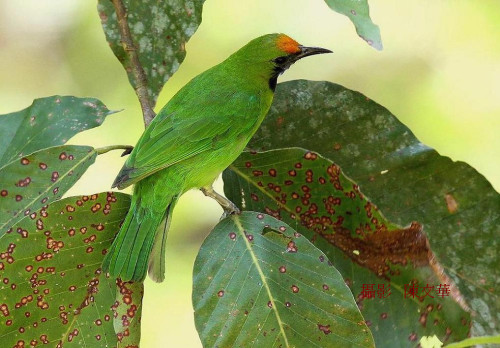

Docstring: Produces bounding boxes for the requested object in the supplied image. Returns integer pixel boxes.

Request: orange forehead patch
[276,34,301,54]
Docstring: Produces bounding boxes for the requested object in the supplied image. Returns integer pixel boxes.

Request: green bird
[102,33,331,282]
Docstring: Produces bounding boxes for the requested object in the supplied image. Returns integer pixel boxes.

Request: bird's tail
[102,190,178,282]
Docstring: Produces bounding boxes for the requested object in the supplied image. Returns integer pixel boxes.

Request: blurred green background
[1,0,499,346]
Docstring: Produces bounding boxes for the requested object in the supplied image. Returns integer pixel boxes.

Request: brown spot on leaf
[445,194,458,213]
[318,323,331,335]
[304,152,318,160]
[286,241,297,253]
[408,332,417,341]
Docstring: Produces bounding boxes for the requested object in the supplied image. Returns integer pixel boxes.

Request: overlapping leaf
[244,80,498,338]
[97,0,206,106]
[193,212,374,347]
[0,192,141,347]
[0,96,115,167]
[222,80,498,345]
[0,146,98,237]
[113,280,143,347]
[224,148,471,346]
[324,0,382,50]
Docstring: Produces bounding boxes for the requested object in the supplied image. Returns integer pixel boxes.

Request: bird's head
[227,33,332,91]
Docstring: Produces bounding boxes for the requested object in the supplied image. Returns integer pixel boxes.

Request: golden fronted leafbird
[102,33,332,282]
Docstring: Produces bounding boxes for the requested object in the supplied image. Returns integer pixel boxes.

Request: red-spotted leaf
[224,148,471,346]
[0,192,141,347]
[0,146,97,237]
[113,280,143,346]
[324,0,382,50]
[224,79,499,345]
[193,212,375,347]
[97,0,205,106]
[0,96,116,167]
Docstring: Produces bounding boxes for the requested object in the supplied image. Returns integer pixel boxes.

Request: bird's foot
[200,186,241,220]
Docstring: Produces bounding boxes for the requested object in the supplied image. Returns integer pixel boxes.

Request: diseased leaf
[224,148,471,346]
[0,96,115,167]
[324,0,382,50]
[0,192,141,347]
[97,0,205,106]
[242,80,499,339]
[0,146,97,237]
[113,280,143,347]
[193,212,374,348]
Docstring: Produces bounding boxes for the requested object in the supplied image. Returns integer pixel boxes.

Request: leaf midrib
[233,215,290,348]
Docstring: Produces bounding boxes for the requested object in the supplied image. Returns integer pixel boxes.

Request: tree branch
[96,145,134,156]
[111,0,156,127]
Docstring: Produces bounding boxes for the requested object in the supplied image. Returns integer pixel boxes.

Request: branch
[96,145,134,156]
[111,0,156,127]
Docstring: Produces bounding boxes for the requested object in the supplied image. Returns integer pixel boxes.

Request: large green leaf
[224,80,498,344]
[193,212,374,347]
[97,0,206,106]
[324,0,382,50]
[0,146,98,237]
[0,96,115,167]
[224,149,471,347]
[0,192,142,347]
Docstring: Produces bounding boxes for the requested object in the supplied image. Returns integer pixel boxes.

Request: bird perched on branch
[102,33,332,282]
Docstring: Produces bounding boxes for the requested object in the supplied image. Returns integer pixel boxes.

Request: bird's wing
[112,90,261,189]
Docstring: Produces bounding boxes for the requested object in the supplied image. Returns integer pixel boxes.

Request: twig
[111,0,156,127]
[96,145,134,155]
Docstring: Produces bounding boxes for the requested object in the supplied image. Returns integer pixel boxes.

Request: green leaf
[249,80,499,338]
[0,192,142,347]
[224,148,471,346]
[97,0,206,106]
[0,146,97,237]
[444,334,500,348]
[324,0,382,50]
[0,96,115,167]
[223,79,499,345]
[193,212,374,348]
[113,280,144,347]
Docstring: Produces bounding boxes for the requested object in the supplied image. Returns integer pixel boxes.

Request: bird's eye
[274,56,287,65]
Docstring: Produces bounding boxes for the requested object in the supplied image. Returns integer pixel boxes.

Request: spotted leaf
[0,96,115,167]
[0,192,142,347]
[324,0,382,50]
[225,148,471,346]
[224,79,499,345]
[113,280,143,347]
[0,146,97,237]
[193,212,374,347]
[97,0,205,106]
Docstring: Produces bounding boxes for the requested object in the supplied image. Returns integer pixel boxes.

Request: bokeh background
[1,0,499,346]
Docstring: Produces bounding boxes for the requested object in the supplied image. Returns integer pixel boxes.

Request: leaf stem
[96,145,134,156]
[111,0,156,127]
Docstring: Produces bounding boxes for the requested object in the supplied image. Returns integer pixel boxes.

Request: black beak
[294,46,333,61]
